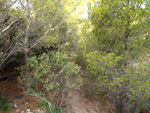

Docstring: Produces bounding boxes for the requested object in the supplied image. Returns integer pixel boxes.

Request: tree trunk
[121,1,130,112]
[24,0,30,90]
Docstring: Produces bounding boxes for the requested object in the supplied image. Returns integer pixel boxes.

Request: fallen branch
[30,93,52,112]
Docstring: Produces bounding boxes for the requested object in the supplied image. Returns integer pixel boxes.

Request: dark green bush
[0,96,10,113]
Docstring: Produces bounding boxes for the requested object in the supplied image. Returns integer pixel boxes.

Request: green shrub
[86,51,150,112]
[0,96,10,113]
[17,52,82,107]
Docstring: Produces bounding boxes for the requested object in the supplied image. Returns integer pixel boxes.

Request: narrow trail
[66,89,106,113]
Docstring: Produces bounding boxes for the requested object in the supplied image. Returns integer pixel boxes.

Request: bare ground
[0,77,114,113]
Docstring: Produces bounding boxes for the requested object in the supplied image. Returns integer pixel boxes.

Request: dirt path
[65,89,108,113]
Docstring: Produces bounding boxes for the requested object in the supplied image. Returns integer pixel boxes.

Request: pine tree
[86,0,150,112]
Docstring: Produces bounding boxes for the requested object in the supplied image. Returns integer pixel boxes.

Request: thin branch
[28,19,66,50]
[18,0,26,9]
[30,93,52,112]
[0,18,21,35]
[112,65,120,77]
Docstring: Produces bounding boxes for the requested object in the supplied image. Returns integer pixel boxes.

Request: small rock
[36,110,46,113]
[21,111,25,113]
[26,108,30,112]
[16,109,21,113]
[26,102,29,104]
[16,94,23,99]
[14,104,18,108]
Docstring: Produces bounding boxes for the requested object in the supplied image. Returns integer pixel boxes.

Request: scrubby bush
[86,51,150,113]
[17,52,82,107]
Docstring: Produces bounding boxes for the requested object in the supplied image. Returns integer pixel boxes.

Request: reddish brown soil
[0,79,44,113]
[0,76,114,113]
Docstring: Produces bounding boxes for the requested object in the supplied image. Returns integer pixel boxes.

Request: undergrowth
[0,96,10,113]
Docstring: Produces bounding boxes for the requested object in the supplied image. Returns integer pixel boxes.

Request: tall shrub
[17,52,82,107]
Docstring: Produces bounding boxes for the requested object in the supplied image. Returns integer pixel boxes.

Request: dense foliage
[17,52,82,108]
[86,0,150,112]
[0,0,150,113]
[0,96,10,113]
